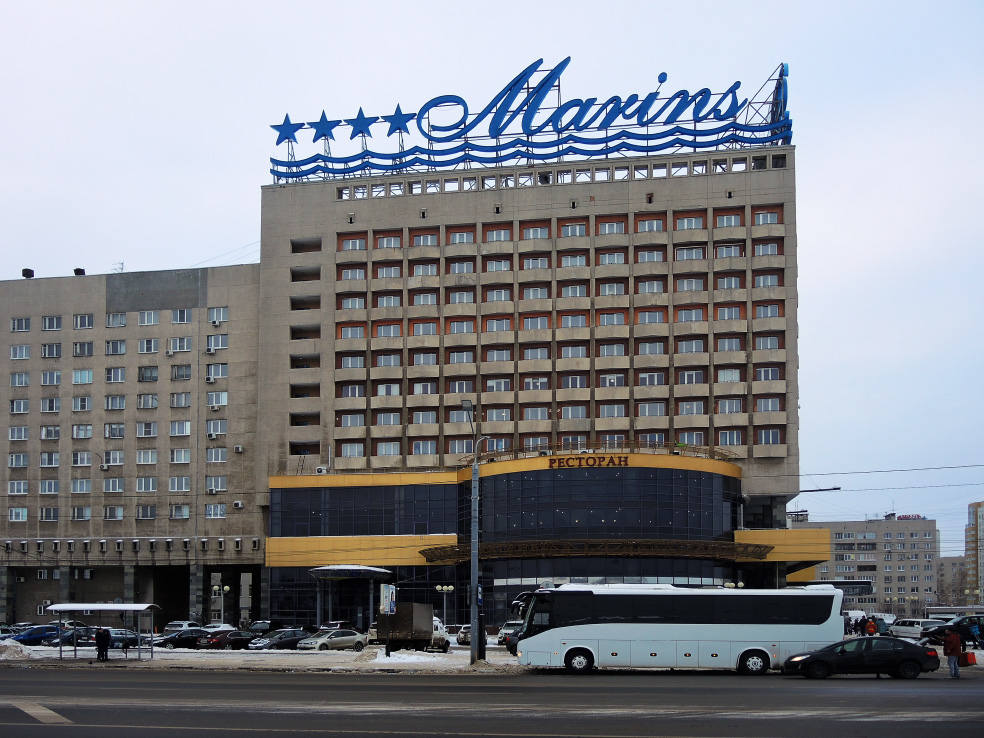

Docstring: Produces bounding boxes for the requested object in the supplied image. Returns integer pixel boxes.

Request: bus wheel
[564,649,594,674]
[738,650,769,675]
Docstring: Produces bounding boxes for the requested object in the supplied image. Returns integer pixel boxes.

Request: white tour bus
[516,583,843,674]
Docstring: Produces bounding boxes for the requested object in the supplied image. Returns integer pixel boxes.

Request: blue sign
[270,59,790,180]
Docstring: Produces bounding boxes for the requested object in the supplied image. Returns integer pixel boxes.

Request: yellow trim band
[270,452,741,489]
[265,534,458,568]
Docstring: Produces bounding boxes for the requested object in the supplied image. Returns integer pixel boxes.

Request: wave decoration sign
[269,58,790,181]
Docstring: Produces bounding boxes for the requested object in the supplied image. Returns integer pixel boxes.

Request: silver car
[296,628,368,651]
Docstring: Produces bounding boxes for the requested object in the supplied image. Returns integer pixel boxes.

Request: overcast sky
[1,1,981,558]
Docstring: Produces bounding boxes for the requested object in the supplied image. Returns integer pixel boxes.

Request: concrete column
[189,564,204,622]
[0,567,10,625]
[122,565,136,627]
[58,566,70,603]
[259,566,270,619]
[238,572,252,627]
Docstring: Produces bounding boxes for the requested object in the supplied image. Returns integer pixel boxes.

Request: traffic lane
[1,701,983,738]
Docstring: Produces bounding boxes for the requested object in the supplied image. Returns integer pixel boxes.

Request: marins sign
[270,58,790,179]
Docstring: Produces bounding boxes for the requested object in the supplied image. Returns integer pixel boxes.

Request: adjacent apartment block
[967,501,984,603]
[791,513,940,617]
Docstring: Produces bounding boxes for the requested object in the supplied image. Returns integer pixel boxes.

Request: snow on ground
[0,643,524,673]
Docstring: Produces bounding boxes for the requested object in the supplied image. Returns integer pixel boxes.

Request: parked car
[431,618,451,652]
[297,629,368,651]
[922,616,984,645]
[42,627,99,647]
[198,630,254,650]
[163,620,201,631]
[246,620,280,635]
[319,620,355,631]
[7,625,61,646]
[783,636,939,679]
[11,623,37,633]
[47,620,87,629]
[153,628,208,649]
[196,629,237,649]
[202,623,236,632]
[247,628,312,650]
[889,619,945,639]
[0,625,19,638]
[497,620,524,645]
[367,622,378,643]
[107,629,140,649]
[455,624,487,646]
[504,628,522,656]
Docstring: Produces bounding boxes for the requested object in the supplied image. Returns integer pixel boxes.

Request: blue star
[270,114,305,146]
[381,104,416,136]
[307,111,342,143]
[345,107,378,139]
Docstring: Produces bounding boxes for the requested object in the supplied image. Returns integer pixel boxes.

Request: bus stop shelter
[46,603,160,660]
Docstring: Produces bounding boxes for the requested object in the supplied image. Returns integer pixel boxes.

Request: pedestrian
[843,614,851,636]
[95,627,110,662]
[943,628,962,679]
[865,618,877,637]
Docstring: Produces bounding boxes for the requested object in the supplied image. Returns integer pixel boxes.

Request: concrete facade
[792,514,940,618]
[966,501,984,602]
[0,266,262,624]
[936,555,969,607]
[258,148,799,498]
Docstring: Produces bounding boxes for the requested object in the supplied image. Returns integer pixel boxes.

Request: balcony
[516,298,552,313]
[443,362,476,376]
[713,412,748,427]
[712,289,748,304]
[555,357,591,373]
[370,278,404,291]
[481,391,515,405]
[752,443,788,458]
[632,231,668,246]
[516,389,552,404]
[406,245,441,260]
[334,425,368,439]
[332,396,368,411]
[594,324,630,341]
[750,254,786,270]
[595,386,630,402]
[406,454,441,469]
[406,305,440,320]
[406,423,439,437]
[673,414,709,430]
[673,351,709,368]
[594,417,631,432]
[712,225,746,241]
[751,380,786,395]
[479,300,514,316]
[405,275,441,291]
[443,303,478,318]
[555,388,591,403]
[633,384,670,400]
[480,240,516,255]
[480,360,515,375]
[750,317,786,333]
[517,419,552,433]
[371,336,404,351]
[633,353,669,368]
[369,395,403,410]
[634,415,669,430]
[406,364,440,379]
[595,264,631,280]
[673,320,708,335]
[712,350,747,366]
[371,424,404,438]
[593,355,630,370]
[750,223,786,239]
[751,348,786,364]
[594,296,630,311]
[633,322,670,338]
[406,393,442,407]
[671,228,708,245]
[479,271,514,286]
[752,411,787,425]
[750,286,787,302]
[369,366,403,381]
[712,256,749,272]
[557,418,592,433]
[712,381,747,396]
[674,383,708,398]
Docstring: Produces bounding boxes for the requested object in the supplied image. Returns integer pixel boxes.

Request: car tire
[564,648,594,674]
[896,660,921,679]
[442,641,450,653]
[164,643,175,650]
[738,650,770,675]
[318,644,328,651]
[805,661,830,679]
[353,642,364,652]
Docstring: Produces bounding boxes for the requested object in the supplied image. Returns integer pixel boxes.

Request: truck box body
[378,603,434,651]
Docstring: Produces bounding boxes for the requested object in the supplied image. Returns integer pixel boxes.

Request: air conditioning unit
[98,463,109,471]
[315,465,329,474]
[232,501,244,509]
[207,432,218,440]
[209,405,220,412]
[165,349,174,357]
[42,599,52,606]
[206,488,217,495]
[204,376,216,384]
[211,319,221,327]
[233,445,244,454]
[16,576,25,583]
[205,347,215,355]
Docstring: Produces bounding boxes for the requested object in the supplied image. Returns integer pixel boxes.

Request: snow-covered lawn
[0,641,522,673]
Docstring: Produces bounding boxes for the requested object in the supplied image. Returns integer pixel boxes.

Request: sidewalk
[0,641,523,673]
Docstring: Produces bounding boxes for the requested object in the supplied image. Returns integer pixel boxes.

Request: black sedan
[921,616,984,646]
[783,637,939,679]
[246,628,312,650]
[153,628,209,649]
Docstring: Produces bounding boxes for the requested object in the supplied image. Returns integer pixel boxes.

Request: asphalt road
[0,665,980,737]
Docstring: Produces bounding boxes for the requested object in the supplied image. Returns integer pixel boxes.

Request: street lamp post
[211,584,231,624]
[435,585,454,624]
[461,399,489,665]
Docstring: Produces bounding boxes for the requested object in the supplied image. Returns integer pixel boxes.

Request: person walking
[865,618,877,637]
[943,627,962,679]
[95,627,110,662]
[968,621,982,650]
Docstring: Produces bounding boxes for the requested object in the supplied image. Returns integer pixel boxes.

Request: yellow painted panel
[787,566,817,583]
[270,452,741,489]
[265,534,457,568]
[734,528,830,563]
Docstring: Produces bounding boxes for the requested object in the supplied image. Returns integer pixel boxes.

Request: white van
[431,618,450,652]
[889,618,945,639]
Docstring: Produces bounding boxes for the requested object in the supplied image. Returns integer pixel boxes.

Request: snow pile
[0,641,32,660]
[374,649,446,663]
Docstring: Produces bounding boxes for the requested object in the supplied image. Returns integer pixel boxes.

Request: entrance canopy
[309,565,391,580]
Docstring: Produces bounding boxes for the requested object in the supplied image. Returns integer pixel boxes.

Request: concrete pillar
[58,566,70,603]
[259,567,270,619]
[0,567,10,625]
[189,564,204,622]
[238,572,252,627]
[122,565,136,627]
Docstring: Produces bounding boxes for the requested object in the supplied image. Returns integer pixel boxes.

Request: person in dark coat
[943,628,962,679]
[95,628,110,662]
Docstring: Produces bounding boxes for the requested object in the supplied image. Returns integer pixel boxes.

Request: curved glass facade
[479,467,740,543]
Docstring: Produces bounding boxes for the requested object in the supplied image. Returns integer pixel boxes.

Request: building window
[40,397,61,413]
[72,451,92,467]
[638,371,666,386]
[717,368,741,383]
[523,227,549,239]
[678,431,705,446]
[679,400,705,416]
[598,343,625,357]
[73,313,94,329]
[106,312,127,328]
[716,214,741,228]
[679,370,705,385]
[755,304,781,319]
[598,312,625,326]
[104,423,125,439]
[638,401,666,417]
[560,223,586,237]
[9,344,30,360]
[40,370,61,386]
[105,367,126,383]
[523,316,549,330]
[599,251,625,265]
[170,420,191,437]
[717,306,741,321]
[757,428,782,445]
[560,345,587,359]
[754,242,780,256]
[676,216,704,230]
[677,308,704,322]
[718,398,743,414]
[598,221,625,235]
[485,258,510,272]
[561,253,587,267]
[136,477,158,493]
[675,247,705,261]
[560,405,586,419]
[598,403,626,418]
[138,366,158,382]
[754,211,779,225]
[677,338,704,354]
[8,425,27,441]
[138,311,159,326]
[103,506,124,521]
[754,274,780,288]
[486,378,511,392]
[10,371,29,387]
[10,398,29,414]
[340,442,364,458]
[449,320,475,334]
[598,282,625,296]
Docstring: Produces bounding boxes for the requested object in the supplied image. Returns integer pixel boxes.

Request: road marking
[10,702,72,724]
